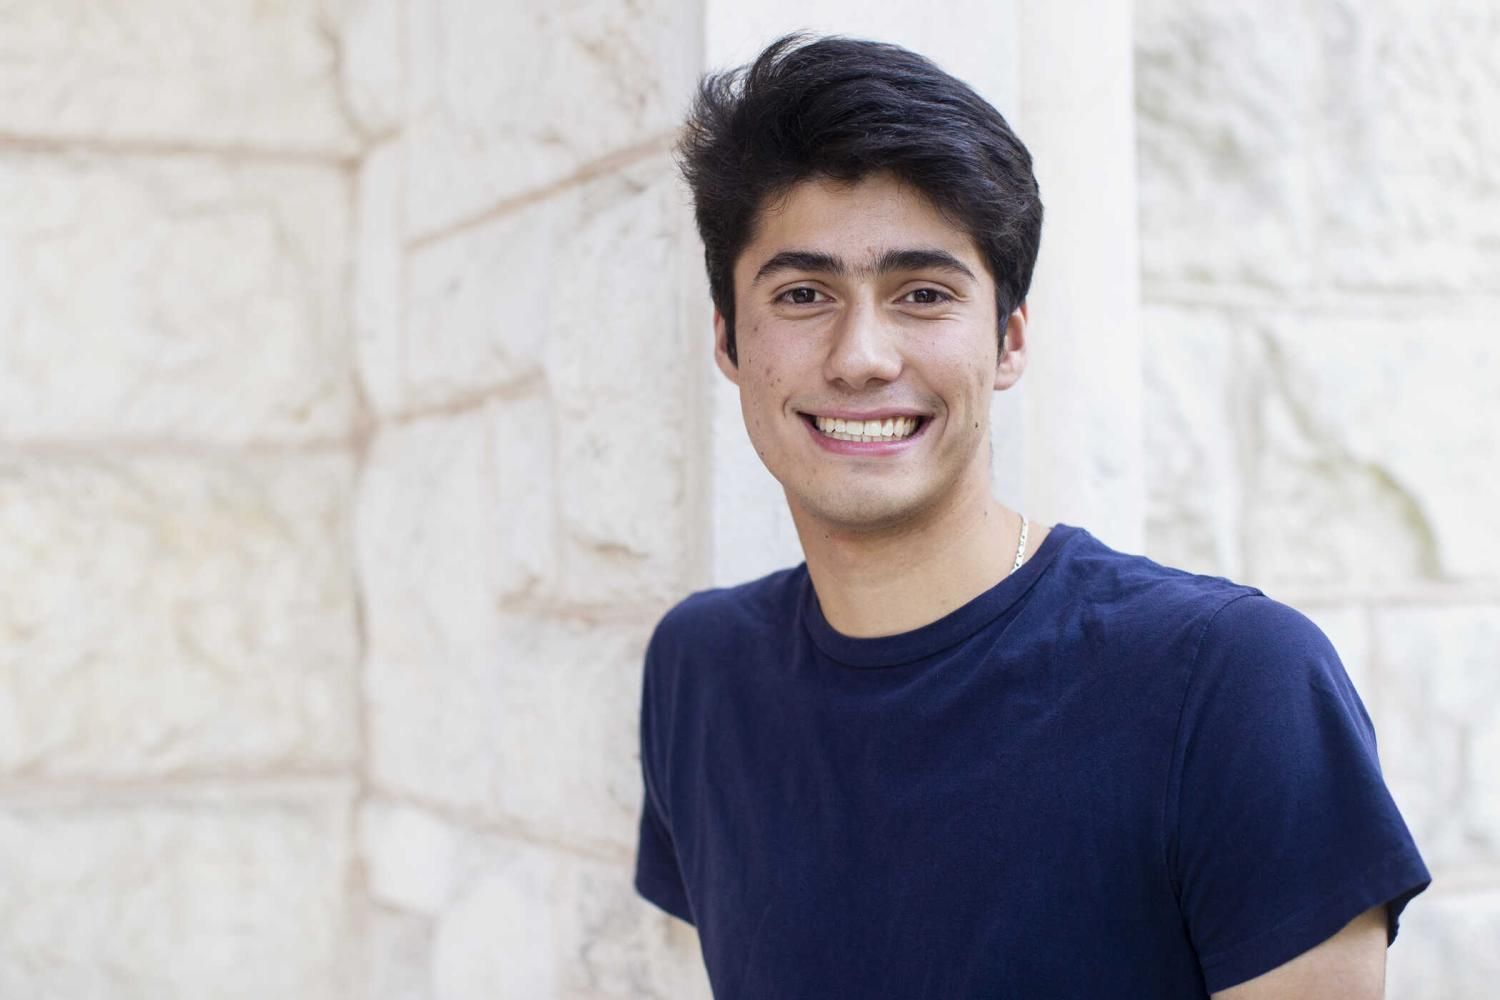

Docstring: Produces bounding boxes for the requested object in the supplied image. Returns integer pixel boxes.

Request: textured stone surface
[1143,301,1498,591]
[430,835,711,1000]
[403,0,698,235]
[1313,3,1500,294]
[1137,0,1500,294]
[354,140,405,418]
[0,0,357,153]
[1243,313,1498,589]
[0,153,353,444]
[358,905,432,1000]
[1387,888,1500,1000]
[361,905,434,1000]
[1373,605,1500,873]
[358,808,712,997]
[403,157,688,403]
[403,157,698,603]
[0,786,353,999]
[0,453,358,778]
[338,0,404,138]
[359,798,460,916]
[1141,305,1246,579]
[357,399,554,659]
[1136,0,1320,291]
[365,613,648,855]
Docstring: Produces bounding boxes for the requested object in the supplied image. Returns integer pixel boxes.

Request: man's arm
[1212,905,1388,1000]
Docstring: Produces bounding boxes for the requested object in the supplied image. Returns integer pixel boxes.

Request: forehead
[740,173,985,274]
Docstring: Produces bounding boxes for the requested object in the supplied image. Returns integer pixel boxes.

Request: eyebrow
[750,247,978,286]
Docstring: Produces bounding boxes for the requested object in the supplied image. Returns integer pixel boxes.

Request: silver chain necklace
[1009,516,1029,576]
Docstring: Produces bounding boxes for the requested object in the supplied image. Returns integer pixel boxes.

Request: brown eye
[906,288,949,305]
[783,287,821,305]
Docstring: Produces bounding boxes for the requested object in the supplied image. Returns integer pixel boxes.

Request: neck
[792,477,1028,639]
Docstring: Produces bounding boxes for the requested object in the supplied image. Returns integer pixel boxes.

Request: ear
[713,309,740,385]
[994,302,1028,391]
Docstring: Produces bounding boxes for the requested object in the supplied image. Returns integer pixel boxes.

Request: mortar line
[362,785,636,868]
[0,129,360,169]
[0,435,361,459]
[1141,284,1500,315]
[383,373,549,425]
[406,131,678,252]
[0,770,358,803]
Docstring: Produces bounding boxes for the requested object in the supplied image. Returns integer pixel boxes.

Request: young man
[634,34,1429,998]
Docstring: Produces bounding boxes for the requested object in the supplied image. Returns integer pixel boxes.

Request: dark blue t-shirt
[634,524,1429,997]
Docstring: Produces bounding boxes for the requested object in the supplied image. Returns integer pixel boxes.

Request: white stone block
[1373,605,1500,873]
[1312,4,1500,293]
[360,798,459,916]
[0,453,359,778]
[430,836,711,1000]
[0,786,353,999]
[1141,305,1245,579]
[0,0,357,154]
[357,399,554,668]
[1136,0,1320,290]
[1137,0,1500,294]
[1243,314,1498,588]
[404,0,700,235]
[403,158,699,603]
[403,156,688,401]
[366,614,649,856]
[0,153,353,444]
[1387,888,1500,1000]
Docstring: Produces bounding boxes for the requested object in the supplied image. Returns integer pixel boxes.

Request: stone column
[1016,0,1146,551]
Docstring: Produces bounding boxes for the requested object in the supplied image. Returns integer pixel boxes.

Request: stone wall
[0,0,1490,996]
[0,1,362,996]
[1138,1,1500,996]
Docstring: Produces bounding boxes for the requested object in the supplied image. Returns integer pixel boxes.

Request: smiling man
[633,35,1429,998]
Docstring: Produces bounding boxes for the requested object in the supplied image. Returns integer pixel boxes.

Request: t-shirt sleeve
[633,642,695,925]
[1168,594,1430,993]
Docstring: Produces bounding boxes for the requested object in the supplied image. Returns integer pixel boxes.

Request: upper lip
[800,408,928,420]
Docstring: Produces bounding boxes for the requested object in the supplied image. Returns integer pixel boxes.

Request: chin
[793,488,934,534]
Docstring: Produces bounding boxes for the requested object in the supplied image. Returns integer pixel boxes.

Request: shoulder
[648,563,808,662]
[1195,591,1336,661]
[1042,529,1354,710]
[1186,592,1371,739]
[1059,528,1257,610]
[1044,526,1268,660]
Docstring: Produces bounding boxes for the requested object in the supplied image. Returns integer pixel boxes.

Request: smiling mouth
[804,414,924,443]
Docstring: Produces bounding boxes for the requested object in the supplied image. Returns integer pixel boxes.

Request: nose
[823,301,903,389]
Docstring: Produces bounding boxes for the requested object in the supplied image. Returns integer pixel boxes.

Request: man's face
[716,172,1026,535]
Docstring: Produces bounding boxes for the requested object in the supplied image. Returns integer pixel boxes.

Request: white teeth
[811,415,921,442]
